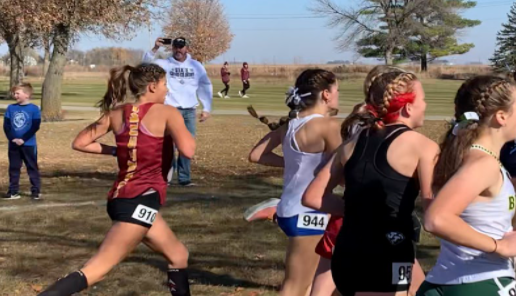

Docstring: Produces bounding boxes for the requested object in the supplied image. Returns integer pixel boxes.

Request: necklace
[470,144,503,168]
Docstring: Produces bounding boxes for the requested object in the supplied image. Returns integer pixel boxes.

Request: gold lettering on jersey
[114,106,140,198]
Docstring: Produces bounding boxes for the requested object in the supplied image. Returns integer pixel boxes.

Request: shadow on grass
[40,170,116,181]
[0,168,285,290]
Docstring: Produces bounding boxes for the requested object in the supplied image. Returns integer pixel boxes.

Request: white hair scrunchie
[451,112,480,136]
[285,86,312,107]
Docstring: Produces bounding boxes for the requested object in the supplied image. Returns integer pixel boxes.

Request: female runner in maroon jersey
[38,63,195,296]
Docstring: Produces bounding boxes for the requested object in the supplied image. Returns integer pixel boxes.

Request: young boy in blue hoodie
[3,82,41,200]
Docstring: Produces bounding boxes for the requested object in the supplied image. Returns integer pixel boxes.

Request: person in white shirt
[143,37,213,187]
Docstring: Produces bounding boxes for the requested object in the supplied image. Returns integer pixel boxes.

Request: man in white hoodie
[143,37,213,187]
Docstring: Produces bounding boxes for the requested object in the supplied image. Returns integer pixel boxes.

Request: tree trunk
[421,54,428,72]
[42,36,51,78]
[41,24,71,121]
[385,47,394,65]
[6,33,25,90]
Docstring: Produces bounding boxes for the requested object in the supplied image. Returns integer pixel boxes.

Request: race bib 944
[297,213,328,230]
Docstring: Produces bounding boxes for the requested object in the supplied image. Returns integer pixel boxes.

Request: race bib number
[392,263,412,285]
[132,204,158,225]
[498,281,516,296]
[297,213,328,230]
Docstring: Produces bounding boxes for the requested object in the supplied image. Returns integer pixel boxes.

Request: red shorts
[315,216,343,259]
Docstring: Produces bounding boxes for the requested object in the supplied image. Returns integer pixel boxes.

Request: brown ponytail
[433,76,515,189]
[247,105,289,130]
[247,69,337,131]
[96,63,166,113]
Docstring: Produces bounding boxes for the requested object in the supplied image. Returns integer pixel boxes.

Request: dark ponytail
[247,105,288,130]
[248,69,337,130]
[96,63,166,113]
[340,102,369,141]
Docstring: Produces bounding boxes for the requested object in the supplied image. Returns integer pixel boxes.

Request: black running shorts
[332,231,415,296]
[107,192,161,228]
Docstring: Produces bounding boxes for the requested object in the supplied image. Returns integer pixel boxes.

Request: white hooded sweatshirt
[142,51,213,112]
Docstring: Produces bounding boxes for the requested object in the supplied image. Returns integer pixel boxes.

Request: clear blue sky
[0,0,512,64]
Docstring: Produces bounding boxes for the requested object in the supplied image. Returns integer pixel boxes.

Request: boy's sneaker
[239,91,243,97]
[224,95,231,99]
[244,198,280,221]
[217,92,223,98]
[3,191,21,200]
[31,191,42,200]
[243,95,250,99]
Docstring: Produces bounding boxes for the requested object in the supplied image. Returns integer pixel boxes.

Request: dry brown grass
[0,112,447,296]
[0,64,494,83]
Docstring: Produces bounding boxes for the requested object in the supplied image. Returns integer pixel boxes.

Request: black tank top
[339,124,420,249]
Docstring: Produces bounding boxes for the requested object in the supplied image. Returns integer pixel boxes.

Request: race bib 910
[297,213,328,230]
[392,263,412,285]
[132,204,158,225]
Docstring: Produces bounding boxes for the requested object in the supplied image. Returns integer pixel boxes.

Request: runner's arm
[72,114,115,155]
[302,149,345,216]
[417,136,439,211]
[249,125,285,167]
[424,157,512,255]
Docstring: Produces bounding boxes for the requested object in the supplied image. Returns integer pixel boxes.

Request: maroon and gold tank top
[108,103,173,205]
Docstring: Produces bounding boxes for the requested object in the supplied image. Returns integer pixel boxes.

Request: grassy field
[0,76,463,116]
[0,108,447,296]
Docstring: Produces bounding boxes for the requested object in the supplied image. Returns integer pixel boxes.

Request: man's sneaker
[224,95,231,99]
[179,181,197,187]
[244,198,280,221]
[3,191,21,200]
[239,91,243,97]
[243,95,250,99]
[217,92,223,98]
[31,192,42,200]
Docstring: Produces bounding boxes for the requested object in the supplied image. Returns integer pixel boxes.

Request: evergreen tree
[490,2,516,76]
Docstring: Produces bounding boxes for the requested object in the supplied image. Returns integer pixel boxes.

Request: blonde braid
[476,80,509,116]
[379,72,417,117]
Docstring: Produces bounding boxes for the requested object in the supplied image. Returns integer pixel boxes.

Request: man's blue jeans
[169,108,196,184]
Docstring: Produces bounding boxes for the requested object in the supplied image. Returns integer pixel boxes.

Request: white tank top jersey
[426,167,516,284]
[277,114,325,218]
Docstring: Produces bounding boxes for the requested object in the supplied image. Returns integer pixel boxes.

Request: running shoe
[244,198,280,221]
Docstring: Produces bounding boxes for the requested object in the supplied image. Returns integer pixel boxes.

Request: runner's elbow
[248,150,261,163]
[179,143,195,159]
[423,212,445,234]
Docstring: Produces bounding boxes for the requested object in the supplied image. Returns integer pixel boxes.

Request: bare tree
[36,0,160,121]
[0,0,49,89]
[312,0,430,65]
[162,0,233,63]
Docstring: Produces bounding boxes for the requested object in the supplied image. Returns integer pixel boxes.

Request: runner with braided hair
[38,63,195,296]
[418,76,516,296]
[303,66,438,296]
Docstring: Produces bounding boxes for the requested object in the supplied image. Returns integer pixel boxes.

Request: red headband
[366,92,416,124]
